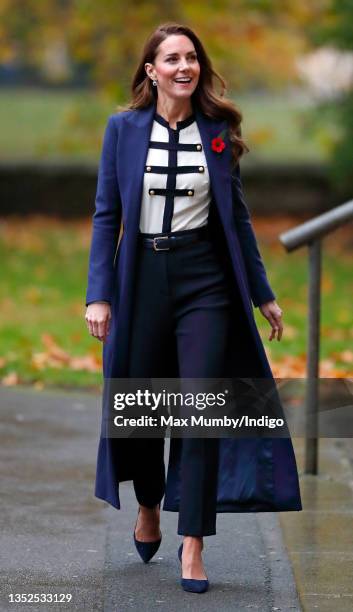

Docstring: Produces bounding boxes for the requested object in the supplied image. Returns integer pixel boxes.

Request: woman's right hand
[85,303,111,342]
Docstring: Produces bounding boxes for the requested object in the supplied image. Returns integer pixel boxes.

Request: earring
[152,79,158,87]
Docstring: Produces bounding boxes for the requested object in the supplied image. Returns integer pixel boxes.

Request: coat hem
[95,490,302,513]
[163,502,303,512]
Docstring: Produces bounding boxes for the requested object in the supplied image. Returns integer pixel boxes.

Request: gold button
[188,190,193,196]
[149,189,155,195]
[199,166,204,172]
[196,144,202,150]
[146,166,151,171]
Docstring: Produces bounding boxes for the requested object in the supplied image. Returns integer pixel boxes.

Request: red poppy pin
[211,129,227,154]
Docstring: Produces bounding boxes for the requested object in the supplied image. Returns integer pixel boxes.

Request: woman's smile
[173,77,193,86]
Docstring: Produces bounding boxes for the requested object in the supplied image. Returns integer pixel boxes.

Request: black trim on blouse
[149,141,202,151]
[154,111,196,131]
[145,165,204,174]
[145,112,203,232]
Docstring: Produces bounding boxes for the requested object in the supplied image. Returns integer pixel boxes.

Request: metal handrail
[279,200,353,474]
[280,200,353,251]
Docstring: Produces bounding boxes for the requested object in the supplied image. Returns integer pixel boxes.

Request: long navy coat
[86,99,302,513]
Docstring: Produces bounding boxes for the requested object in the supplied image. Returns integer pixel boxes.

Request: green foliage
[305,0,353,190]
[309,0,353,49]
[309,91,353,193]
[0,0,313,93]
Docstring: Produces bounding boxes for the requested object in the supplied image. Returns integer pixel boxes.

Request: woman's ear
[144,63,154,80]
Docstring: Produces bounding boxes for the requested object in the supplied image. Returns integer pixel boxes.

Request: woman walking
[85,22,302,594]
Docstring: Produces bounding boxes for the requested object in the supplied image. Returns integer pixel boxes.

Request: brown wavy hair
[117,22,249,168]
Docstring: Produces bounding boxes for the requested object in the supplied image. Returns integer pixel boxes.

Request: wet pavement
[0,385,351,611]
[280,438,353,612]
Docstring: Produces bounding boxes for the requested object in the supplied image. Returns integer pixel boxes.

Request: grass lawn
[237,91,327,163]
[0,217,101,389]
[0,216,351,390]
[252,217,352,378]
[0,87,327,163]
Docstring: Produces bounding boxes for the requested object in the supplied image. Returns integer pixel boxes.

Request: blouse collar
[154,110,196,131]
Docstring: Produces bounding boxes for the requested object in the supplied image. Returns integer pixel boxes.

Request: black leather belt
[138,225,210,251]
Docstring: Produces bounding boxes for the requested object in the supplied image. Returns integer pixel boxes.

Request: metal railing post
[279,198,353,476]
[305,239,321,474]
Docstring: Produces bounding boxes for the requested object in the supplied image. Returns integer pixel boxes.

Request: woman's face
[146,34,200,101]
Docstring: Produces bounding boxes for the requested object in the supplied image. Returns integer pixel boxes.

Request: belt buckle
[153,236,170,251]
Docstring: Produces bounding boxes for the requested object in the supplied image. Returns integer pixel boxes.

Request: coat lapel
[118,104,155,231]
[194,105,233,225]
[119,100,233,231]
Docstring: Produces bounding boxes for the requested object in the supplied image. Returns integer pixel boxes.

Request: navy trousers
[128,227,232,536]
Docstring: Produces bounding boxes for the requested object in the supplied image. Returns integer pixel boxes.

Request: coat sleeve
[231,161,276,308]
[85,115,122,307]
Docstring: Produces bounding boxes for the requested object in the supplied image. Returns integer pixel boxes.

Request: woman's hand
[259,300,283,341]
[85,303,111,343]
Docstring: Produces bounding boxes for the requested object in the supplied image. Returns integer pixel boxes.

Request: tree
[0,0,315,94]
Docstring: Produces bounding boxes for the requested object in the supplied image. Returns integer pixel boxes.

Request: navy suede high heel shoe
[178,543,209,593]
[133,505,162,563]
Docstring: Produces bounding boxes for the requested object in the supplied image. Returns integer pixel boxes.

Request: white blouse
[139,112,212,234]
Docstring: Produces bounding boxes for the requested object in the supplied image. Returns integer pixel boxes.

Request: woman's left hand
[259,300,283,341]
